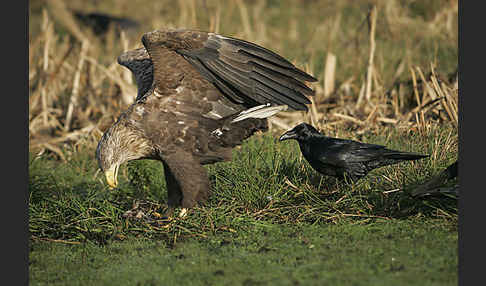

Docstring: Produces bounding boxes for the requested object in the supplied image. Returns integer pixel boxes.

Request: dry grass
[29,0,458,158]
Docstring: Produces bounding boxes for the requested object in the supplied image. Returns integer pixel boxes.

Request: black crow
[411,160,458,197]
[279,123,429,182]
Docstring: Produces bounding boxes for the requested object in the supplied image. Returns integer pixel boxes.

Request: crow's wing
[313,138,387,165]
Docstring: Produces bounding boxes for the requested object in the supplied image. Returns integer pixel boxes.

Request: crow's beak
[279,130,297,141]
[104,165,119,189]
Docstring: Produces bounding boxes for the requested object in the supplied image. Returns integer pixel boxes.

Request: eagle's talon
[179,208,188,218]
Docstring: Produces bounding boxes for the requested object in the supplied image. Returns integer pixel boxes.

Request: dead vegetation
[29,0,458,160]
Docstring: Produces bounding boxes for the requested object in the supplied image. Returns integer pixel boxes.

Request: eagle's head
[278,122,320,142]
[96,120,155,189]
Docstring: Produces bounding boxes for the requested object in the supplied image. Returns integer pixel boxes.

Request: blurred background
[28,0,458,160]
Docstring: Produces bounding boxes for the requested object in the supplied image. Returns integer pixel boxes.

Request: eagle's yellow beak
[104,165,119,189]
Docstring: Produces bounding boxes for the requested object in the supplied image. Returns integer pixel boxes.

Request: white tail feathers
[231,104,288,123]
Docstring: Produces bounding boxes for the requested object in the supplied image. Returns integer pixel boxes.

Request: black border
[5,0,29,284]
[458,1,478,285]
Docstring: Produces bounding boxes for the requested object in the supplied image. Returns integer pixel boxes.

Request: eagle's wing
[117,47,154,101]
[142,29,317,111]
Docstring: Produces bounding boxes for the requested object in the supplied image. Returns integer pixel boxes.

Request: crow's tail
[383,151,429,161]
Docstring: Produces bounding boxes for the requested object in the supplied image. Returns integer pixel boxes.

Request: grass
[29,126,457,240]
[29,125,458,285]
[30,220,457,286]
[29,0,458,284]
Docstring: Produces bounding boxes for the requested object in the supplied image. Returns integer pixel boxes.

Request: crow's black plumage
[411,160,458,197]
[279,123,429,182]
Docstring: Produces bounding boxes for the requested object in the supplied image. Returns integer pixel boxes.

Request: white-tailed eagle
[96,29,317,213]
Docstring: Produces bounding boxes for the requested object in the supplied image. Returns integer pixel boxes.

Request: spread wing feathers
[117,48,154,101]
[178,33,317,111]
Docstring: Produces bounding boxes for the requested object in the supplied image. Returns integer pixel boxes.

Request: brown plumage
[96,29,317,211]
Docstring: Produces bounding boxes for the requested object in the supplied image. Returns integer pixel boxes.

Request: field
[29,0,458,285]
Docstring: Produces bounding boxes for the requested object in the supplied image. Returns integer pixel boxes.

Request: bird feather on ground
[96,29,317,215]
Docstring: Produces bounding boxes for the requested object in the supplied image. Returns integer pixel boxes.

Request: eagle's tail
[202,118,267,165]
[231,104,288,123]
[218,118,268,147]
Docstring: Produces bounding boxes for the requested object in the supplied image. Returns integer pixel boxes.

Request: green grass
[29,125,458,285]
[30,220,457,286]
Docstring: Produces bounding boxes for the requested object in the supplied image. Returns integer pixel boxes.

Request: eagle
[96,29,317,215]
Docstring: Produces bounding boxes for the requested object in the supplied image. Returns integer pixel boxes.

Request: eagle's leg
[163,161,183,207]
[161,161,182,218]
[162,152,210,210]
